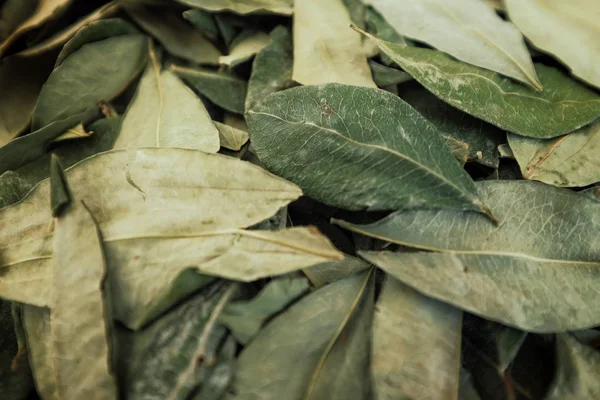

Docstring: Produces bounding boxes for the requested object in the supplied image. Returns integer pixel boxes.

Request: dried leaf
[293,0,375,87]
[508,119,600,187]
[247,83,495,219]
[358,28,600,139]
[214,121,248,151]
[372,277,462,400]
[370,0,540,89]
[176,0,293,15]
[303,256,370,288]
[505,0,600,89]
[219,30,270,67]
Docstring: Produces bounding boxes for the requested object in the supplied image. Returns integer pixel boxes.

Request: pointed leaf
[214,121,248,151]
[245,26,294,112]
[358,29,600,139]
[247,83,494,218]
[293,0,375,87]
[126,5,220,65]
[32,34,148,130]
[114,48,219,152]
[50,200,117,398]
[369,60,412,87]
[372,276,462,400]
[172,65,247,114]
[229,270,374,400]
[219,276,309,344]
[370,0,540,89]
[506,0,600,89]
[176,0,293,15]
[508,119,600,187]
[545,334,600,400]
[219,30,270,67]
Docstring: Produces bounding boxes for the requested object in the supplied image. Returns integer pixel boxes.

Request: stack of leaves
[1,0,599,399]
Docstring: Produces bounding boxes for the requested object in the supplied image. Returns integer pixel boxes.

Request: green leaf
[370,0,541,89]
[358,28,600,139]
[176,0,293,15]
[171,65,247,114]
[459,368,482,400]
[247,83,495,219]
[372,276,462,400]
[582,186,600,201]
[229,270,374,400]
[369,60,412,87]
[55,18,138,66]
[219,30,270,67]
[0,52,56,146]
[293,0,375,87]
[50,198,117,398]
[399,81,505,169]
[114,45,219,152]
[245,25,295,112]
[0,111,97,174]
[545,334,600,400]
[126,5,220,65]
[49,155,70,217]
[31,34,148,130]
[125,283,238,400]
[508,119,600,187]
[214,121,248,151]
[505,0,600,89]
[182,8,219,39]
[219,276,309,344]
[303,256,371,288]
[0,171,33,208]
[339,181,600,331]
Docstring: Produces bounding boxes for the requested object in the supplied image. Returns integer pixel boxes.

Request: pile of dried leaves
[1,0,599,399]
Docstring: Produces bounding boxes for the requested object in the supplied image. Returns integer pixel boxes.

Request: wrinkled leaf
[219,30,270,67]
[176,0,293,15]
[55,18,138,66]
[0,0,71,56]
[245,25,294,112]
[508,119,600,187]
[0,171,32,208]
[370,0,540,89]
[545,334,600,400]
[372,276,461,400]
[126,5,220,65]
[219,276,309,344]
[214,121,248,151]
[49,198,117,398]
[359,28,600,139]
[229,270,374,400]
[505,0,600,89]
[247,83,495,218]
[399,81,505,168]
[32,34,148,130]
[171,65,247,114]
[114,46,219,152]
[0,52,56,146]
[126,283,237,400]
[293,0,375,87]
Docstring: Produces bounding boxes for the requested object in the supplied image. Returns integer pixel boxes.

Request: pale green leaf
[32,34,148,130]
[50,199,117,398]
[219,276,309,344]
[126,283,237,400]
[369,60,412,87]
[303,256,370,288]
[55,18,138,66]
[372,277,461,400]
[171,65,247,114]
[247,83,495,218]
[370,0,541,89]
[582,186,600,201]
[176,0,293,15]
[219,30,270,67]
[214,121,248,151]
[293,0,375,87]
[229,270,374,400]
[508,119,600,187]
[358,28,600,139]
[545,334,600,400]
[126,5,220,65]
[182,8,219,39]
[0,171,32,208]
[505,0,600,89]
[245,26,295,112]
[0,52,55,146]
[399,81,505,168]
[114,47,220,152]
